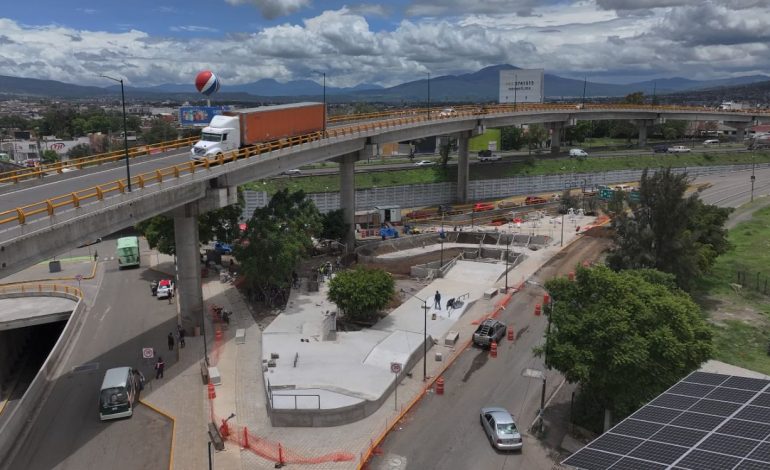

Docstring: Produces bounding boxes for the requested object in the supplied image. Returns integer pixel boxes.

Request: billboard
[178,106,231,126]
[499,69,544,104]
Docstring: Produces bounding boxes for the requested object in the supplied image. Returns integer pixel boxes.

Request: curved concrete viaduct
[0,105,767,331]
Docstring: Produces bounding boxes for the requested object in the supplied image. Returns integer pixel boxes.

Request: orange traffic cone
[207,382,216,399]
[507,325,514,341]
[436,377,445,395]
[490,340,498,358]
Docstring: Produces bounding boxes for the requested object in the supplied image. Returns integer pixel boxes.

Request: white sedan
[668,146,692,153]
[414,160,435,167]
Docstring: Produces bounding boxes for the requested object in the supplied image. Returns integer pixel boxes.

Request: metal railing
[0,282,83,297]
[1,103,768,230]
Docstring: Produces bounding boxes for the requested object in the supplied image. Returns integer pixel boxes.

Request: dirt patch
[706,297,766,326]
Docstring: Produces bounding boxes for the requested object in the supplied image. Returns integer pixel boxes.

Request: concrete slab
[0,296,76,330]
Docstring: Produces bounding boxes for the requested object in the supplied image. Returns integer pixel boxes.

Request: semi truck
[190,102,325,160]
[749,133,770,150]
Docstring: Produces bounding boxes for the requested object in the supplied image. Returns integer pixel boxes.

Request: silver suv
[473,319,506,347]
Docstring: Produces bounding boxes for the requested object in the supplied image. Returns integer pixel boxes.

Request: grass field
[247,150,770,195]
[468,129,501,152]
[696,203,770,375]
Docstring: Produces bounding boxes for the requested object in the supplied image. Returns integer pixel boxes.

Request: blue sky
[1,0,768,87]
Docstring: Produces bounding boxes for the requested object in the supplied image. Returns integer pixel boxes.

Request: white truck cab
[191,115,241,160]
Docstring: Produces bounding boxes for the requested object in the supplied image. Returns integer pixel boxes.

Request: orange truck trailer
[191,102,325,159]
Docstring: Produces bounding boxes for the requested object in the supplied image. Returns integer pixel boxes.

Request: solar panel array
[562,372,770,470]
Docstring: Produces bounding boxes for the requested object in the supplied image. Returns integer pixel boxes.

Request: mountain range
[1,65,768,103]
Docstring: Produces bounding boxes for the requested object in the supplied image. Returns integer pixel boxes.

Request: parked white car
[668,146,692,153]
[478,153,502,162]
[569,148,588,158]
[703,139,720,145]
[414,160,435,167]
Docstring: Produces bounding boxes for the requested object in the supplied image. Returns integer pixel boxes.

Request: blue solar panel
[562,372,770,470]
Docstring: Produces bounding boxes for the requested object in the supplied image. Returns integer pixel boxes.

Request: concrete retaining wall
[0,291,85,465]
[267,333,431,427]
[243,162,770,217]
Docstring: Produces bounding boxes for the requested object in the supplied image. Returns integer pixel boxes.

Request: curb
[0,261,98,287]
[357,292,516,469]
[139,399,176,470]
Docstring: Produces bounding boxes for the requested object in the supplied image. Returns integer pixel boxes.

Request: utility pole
[751,156,756,202]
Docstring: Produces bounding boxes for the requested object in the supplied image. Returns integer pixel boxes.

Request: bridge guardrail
[1,104,769,230]
[0,135,201,185]
[0,282,83,297]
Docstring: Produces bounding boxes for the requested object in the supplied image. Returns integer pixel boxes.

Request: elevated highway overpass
[0,103,767,332]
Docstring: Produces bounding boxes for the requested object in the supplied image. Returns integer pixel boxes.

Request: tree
[608,168,731,290]
[136,189,244,255]
[67,143,92,159]
[559,190,579,214]
[624,92,645,105]
[235,189,322,305]
[565,121,591,145]
[320,209,347,241]
[526,124,548,150]
[40,149,59,163]
[541,266,713,425]
[327,267,394,323]
[500,126,524,151]
[142,119,179,145]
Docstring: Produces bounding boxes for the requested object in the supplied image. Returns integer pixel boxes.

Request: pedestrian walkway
[141,214,595,469]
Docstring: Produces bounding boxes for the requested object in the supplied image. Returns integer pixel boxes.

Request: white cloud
[224,0,312,19]
[170,25,219,33]
[0,1,768,89]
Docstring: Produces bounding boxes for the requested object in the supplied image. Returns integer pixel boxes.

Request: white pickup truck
[478,150,502,162]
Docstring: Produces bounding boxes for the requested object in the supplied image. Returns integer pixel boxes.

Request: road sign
[390,362,402,374]
[142,348,154,359]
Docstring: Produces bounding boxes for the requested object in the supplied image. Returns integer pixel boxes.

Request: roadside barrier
[436,377,445,395]
[508,325,514,341]
[490,341,498,358]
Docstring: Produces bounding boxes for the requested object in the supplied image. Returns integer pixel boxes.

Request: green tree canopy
[624,91,645,105]
[142,118,179,145]
[235,189,322,305]
[500,126,524,151]
[320,209,347,241]
[136,189,244,255]
[327,267,394,322]
[542,266,713,421]
[608,168,731,290]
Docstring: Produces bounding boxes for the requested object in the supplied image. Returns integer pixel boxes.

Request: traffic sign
[390,362,402,374]
[142,348,154,359]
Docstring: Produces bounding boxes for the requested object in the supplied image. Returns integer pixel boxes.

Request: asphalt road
[370,235,612,470]
[5,238,176,470]
[694,166,770,208]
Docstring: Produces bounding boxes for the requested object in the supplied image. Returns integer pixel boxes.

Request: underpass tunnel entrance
[0,319,67,415]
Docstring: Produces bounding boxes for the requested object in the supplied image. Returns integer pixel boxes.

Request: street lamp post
[100,74,132,192]
[751,156,756,202]
[439,210,445,270]
[427,72,431,120]
[311,71,327,136]
[504,235,511,291]
[513,73,518,111]
[401,289,430,381]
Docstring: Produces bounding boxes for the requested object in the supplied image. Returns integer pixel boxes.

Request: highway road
[370,235,611,470]
[5,237,176,470]
[694,166,770,208]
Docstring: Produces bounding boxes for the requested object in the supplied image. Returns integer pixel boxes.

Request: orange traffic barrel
[490,340,498,358]
[208,382,216,399]
[436,377,445,395]
[543,293,550,305]
[534,304,541,316]
[507,325,514,341]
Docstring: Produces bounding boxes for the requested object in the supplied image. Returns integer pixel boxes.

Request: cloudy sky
[1,0,768,89]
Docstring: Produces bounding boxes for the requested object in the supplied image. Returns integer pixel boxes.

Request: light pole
[427,72,431,120]
[100,74,132,192]
[311,71,327,135]
[751,155,756,202]
[439,209,445,270]
[401,289,430,381]
[504,234,511,291]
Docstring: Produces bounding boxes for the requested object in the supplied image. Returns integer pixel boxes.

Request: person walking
[177,325,186,348]
[93,250,98,262]
[167,288,174,305]
[154,357,165,379]
[434,290,441,310]
[167,332,175,351]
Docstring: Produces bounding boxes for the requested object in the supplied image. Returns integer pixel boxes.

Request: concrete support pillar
[339,152,356,251]
[550,122,562,154]
[735,124,746,143]
[638,123,648,147]
[457,131,470,203]
[173,204,203,334]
